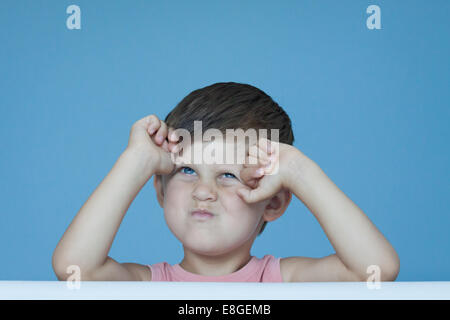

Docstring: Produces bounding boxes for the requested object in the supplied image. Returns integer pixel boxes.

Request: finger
[154,121,168,145]
[240,166,264,185]
[167,128,181,152]
[132,114,156,132]
[257,139,279,174]
[245,179,259,189]
[170,142,180,154]
[258,137,274,155]
[161,140,170,153]
[249,144,270,163]
[167,127,179,143]
[237,184,273,203]
[243,154,257,168]
[244,155,267,170]
[147,116,161,135]
[247,146,270,166]
[167,141,177,152]
[138,114,156,128]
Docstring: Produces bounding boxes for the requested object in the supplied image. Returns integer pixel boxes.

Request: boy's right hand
[126,114,179,175]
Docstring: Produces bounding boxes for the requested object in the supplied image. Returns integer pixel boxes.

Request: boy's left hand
[237,138,305,203]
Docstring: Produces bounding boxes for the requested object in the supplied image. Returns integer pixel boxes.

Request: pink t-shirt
[147,254,283,282]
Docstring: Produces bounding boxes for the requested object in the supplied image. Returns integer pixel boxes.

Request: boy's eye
[223,172,237,179]
[179,167,237,179]
[180,167,195,175]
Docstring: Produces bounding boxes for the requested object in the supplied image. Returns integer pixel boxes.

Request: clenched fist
[126,114,180,175]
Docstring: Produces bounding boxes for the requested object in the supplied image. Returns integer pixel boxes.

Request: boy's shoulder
[280,254,362,282]
[280,256,311,282]
[122,262,152,281]
[127,254,361,282]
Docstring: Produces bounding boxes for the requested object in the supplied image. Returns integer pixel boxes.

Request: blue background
[0,0,448,281]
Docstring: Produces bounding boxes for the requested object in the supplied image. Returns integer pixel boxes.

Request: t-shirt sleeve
[147,263,167,281]
[261,255,284,282]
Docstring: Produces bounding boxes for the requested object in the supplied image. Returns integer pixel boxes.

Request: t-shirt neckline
[172,256,257,281]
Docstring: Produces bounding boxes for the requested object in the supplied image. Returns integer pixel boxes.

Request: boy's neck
[179,247,253,277]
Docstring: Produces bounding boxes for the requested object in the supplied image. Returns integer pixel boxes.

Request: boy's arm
[285,155,400,282]
[52,149,155,281]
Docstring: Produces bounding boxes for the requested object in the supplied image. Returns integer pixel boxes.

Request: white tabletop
[0,281,449,300]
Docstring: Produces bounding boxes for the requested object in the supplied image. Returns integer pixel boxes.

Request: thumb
[237,186,273,203]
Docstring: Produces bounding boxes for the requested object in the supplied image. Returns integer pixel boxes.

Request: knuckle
[156,121,166,132]
[147,115,158,125]
[154,120,162,129]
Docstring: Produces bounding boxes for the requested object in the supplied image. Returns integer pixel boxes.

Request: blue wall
[0,0,448,280]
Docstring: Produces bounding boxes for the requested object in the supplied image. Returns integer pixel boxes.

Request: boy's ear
[153,174,165,208]
[263,189,292,222]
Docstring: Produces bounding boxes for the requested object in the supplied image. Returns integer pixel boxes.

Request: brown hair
[164,82,294,236]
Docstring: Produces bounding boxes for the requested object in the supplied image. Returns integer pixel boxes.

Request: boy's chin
[183,239,233,256]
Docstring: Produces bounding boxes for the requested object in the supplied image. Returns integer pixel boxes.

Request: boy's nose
[192,182,217,201]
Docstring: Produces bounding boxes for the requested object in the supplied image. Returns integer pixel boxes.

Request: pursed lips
[190,209,215,218]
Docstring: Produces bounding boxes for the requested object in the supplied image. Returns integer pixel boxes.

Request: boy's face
[155,139,278,256]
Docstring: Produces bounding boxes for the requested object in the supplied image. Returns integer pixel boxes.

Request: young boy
[52,82,400,282]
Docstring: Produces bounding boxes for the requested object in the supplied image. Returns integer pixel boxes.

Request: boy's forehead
[174,139,251,166]
[186,139,250,152]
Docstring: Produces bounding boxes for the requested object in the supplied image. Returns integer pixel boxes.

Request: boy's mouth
[190,209,215,220]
